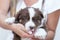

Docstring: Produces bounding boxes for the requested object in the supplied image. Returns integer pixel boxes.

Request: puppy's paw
[34,28,47,39]
[5,17,15,24]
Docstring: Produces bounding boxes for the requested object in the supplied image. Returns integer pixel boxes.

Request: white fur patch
[34,28,47,40]
[25,8,36,34]
[5,17,15,24]
[38,18,46,28]
[28,8,35,18]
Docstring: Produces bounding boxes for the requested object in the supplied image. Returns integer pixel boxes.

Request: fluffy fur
[5,7,47,40]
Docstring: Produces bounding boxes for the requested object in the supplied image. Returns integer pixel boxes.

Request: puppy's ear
[35,8,44,18]
[14,9,22,23]
[15,9,23,19]
[40,12,44,18]
[38,9,44,18]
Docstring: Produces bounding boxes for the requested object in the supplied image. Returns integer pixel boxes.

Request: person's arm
[45,9,60,40]
[0,0,33,38]
[0,0,11,29]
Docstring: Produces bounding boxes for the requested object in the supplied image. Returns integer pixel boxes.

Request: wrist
[9,24,16,31]
[45,30,55,40]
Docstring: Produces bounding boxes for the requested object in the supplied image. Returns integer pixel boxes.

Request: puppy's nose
[30,26,34,29]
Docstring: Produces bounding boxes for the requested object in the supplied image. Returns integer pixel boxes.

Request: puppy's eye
[37,20,41,23]
[32,18,38,21]
[32,18,41,23]
[20,17,25,20]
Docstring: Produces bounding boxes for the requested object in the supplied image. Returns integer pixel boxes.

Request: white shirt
[44,0,60,15]
[16,0,60,15]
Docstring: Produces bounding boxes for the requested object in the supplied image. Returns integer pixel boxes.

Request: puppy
[5,7,47,40]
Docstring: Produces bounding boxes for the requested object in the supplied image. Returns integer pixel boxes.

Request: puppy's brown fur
[13,7,46,40]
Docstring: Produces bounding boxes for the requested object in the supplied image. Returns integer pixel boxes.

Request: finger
[31,38,40,40]
[16,23,30,33]
[20,31,34,38]
[14,23,26,31]
[23,33,34,38]
[14,27,33,38]
[12,23,34,38]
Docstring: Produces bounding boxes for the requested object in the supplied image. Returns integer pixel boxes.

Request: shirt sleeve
[44,0,60,14]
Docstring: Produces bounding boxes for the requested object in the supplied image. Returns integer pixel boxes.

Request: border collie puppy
[5,7,47,40]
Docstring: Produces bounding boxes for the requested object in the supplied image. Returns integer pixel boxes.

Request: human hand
[4,17,34,38]
[11,23,34,38]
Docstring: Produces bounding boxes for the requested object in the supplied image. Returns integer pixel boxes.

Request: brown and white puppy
[5,7,47,40]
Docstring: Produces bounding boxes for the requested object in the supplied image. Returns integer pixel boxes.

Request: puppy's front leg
[5,17,15,24]
[34,28,47,40]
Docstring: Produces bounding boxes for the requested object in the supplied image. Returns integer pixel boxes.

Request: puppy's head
[15,7,44,33]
